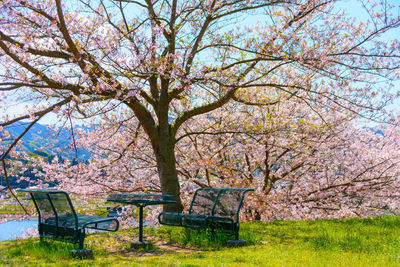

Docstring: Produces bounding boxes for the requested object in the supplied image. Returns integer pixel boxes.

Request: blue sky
[1,0,399,125]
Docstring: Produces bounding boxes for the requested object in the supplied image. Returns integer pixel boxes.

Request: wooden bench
[19,189,119,252]
[158,188,253,241]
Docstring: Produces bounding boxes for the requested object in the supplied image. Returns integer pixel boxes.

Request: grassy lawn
[0,202,27,215]
[1,215,400,266]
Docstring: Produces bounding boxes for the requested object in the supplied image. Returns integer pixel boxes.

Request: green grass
[0,201,27,214]
[1,216,400,266]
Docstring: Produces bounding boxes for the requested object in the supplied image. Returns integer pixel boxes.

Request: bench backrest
[20,189,78,228]
[188,188,253,222]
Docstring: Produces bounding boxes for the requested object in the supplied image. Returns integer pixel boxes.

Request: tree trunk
[155,126,184,213]
[125,97,183,212]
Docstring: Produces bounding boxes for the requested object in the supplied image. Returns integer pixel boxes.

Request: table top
[106,193,177,206]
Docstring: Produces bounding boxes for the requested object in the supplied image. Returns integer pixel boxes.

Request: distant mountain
[3,122,90,161]
[1,122,91,189]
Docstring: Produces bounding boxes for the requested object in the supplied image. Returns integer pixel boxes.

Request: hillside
[1,122,90,188]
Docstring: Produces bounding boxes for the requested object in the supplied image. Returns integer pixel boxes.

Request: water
[0,220,37,241]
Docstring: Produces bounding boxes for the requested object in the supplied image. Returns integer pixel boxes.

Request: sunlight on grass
[1,216,400,266]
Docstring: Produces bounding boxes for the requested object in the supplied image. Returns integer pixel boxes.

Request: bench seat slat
[44,214,119,231]
[158,212,183,226]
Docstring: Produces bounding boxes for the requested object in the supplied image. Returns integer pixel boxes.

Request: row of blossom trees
[1,0,400,220]
[16,94,400,221]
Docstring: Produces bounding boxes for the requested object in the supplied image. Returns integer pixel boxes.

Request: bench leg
[235,225,239,240]
[38,224,43,243]
[210,226,215,237]
[70,230,93,259]
[79,230,86,250]
[72,249,93,259]
[227,224,246,247]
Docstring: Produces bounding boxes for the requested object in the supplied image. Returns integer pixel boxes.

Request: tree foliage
[1,0,400,216]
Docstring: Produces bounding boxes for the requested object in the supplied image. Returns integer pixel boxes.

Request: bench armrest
[81,217,119,232]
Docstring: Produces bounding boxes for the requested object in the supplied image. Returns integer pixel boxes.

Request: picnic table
[107,193,176,248]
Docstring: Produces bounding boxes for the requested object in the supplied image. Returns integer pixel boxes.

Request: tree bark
[154,126,184,212]
[126,91,183,212]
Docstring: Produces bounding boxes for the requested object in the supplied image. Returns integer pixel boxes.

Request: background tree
[175,99,400,220]
[1,0,400,212]
[31,93,400,221]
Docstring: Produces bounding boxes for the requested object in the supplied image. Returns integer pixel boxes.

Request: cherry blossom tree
[175,99,400,220]
[31,94,400,221]
[1,0,400,212]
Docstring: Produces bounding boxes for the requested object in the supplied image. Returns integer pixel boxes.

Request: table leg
[138,206,143,242]
[131,205,150,249]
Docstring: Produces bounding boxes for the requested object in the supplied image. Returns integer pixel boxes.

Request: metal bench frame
[19,189,119,249]
[158,188,253,240]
